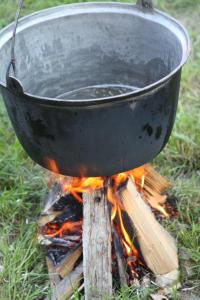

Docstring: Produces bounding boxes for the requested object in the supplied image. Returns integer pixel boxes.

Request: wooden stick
[121,178,178,275]
[83,189,112,300]
[46,257,61,296]
[144,164,171,194]
[112,228,128,287]
[38,211,62,227]
[50,262,83,300]
[55,245,82,278]
[43,183,65,214]
[46,256,61,287]
[143,184,167,204]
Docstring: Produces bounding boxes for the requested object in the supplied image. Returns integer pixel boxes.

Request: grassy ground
[0,0,200,299]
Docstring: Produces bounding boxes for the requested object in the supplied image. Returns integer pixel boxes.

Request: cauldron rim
[0,2,191,106]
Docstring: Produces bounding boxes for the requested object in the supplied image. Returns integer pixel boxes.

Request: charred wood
[112,227,128,287]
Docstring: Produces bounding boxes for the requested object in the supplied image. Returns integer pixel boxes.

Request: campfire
[38,163,179,300]
[0,0,191,299]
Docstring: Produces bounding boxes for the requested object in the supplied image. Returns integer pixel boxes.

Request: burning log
[38,235,80,248]
[83,188,112,300]
[39,164,179,298]
[112,228,128,287]
[39,185,84,299]
[144,164,171,194]
[142,165,171,217]
[120,178,178,275]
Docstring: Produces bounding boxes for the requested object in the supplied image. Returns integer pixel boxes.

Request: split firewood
[150,295,169,300]
[120,178,178,275]
[83,189,112,300]
[143,190,169,218]
[38,235,79,248]
[49,262,83,300]
[55,245,82,278]
[47,237,79,248]
[144,164,171,194]
[38,211,62,227]
[132,164,171,217]
[112,228,128,287]
[38,234,52,246]
[46,256,61,291]
[155,269,180,288]
[62,235,81,242]
[143,184,167,204]
[43,183,65,213]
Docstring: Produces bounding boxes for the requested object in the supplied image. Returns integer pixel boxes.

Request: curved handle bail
[6,0,24,94]
[6,0,153,94]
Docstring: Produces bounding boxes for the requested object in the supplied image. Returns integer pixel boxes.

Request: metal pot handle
[6,0,24,94]
[6,0,153,94]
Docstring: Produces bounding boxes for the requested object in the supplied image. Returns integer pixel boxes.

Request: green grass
[0,0,200,299]
[0,224,49,300]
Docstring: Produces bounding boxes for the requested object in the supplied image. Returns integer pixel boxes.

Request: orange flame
[44,220,82,238]
[45,158,145,194]
[44,158,170,266]
[117,206,138,257]
[44,158,60,174]
[45,159,170,218]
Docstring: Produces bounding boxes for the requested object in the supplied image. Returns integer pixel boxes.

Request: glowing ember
[43,220,82,238]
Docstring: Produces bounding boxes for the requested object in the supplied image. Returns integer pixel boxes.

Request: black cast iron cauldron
[0,0,190,177]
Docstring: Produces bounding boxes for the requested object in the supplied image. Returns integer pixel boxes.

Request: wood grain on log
[46,256,61,299]
[83,189,112,300]
[144,164,171,194]
[50,262,83,300]
[121,178,178,275]
[55,245,82,278]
